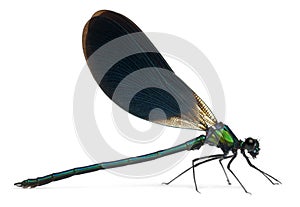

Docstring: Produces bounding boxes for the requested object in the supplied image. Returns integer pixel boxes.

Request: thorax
[205,122,239,153]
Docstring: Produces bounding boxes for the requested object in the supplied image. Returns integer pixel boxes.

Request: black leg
[219,157,231,185]
[192,157,201,193]
[227,153,251,194]
[242,151,281,185]
[162,154,224,185]
[192,155,233,192]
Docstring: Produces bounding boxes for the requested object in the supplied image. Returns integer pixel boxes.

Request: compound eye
[245,137,256,150]
[246,138,254,145]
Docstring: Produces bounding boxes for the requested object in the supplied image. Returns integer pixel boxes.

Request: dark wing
[82,10,217,130]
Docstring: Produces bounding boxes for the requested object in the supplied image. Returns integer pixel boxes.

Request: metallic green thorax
[205,123,239,153]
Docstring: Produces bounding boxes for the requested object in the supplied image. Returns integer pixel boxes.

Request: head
[241,137,260,158]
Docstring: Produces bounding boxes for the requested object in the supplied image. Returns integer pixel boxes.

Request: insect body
[15,10,281,193]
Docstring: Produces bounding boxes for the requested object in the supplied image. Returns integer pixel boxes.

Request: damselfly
[15,10,281,193]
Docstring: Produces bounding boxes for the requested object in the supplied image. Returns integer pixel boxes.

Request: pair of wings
[82,10,217,131]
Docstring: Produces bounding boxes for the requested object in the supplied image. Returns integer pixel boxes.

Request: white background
[1,0,300,206]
